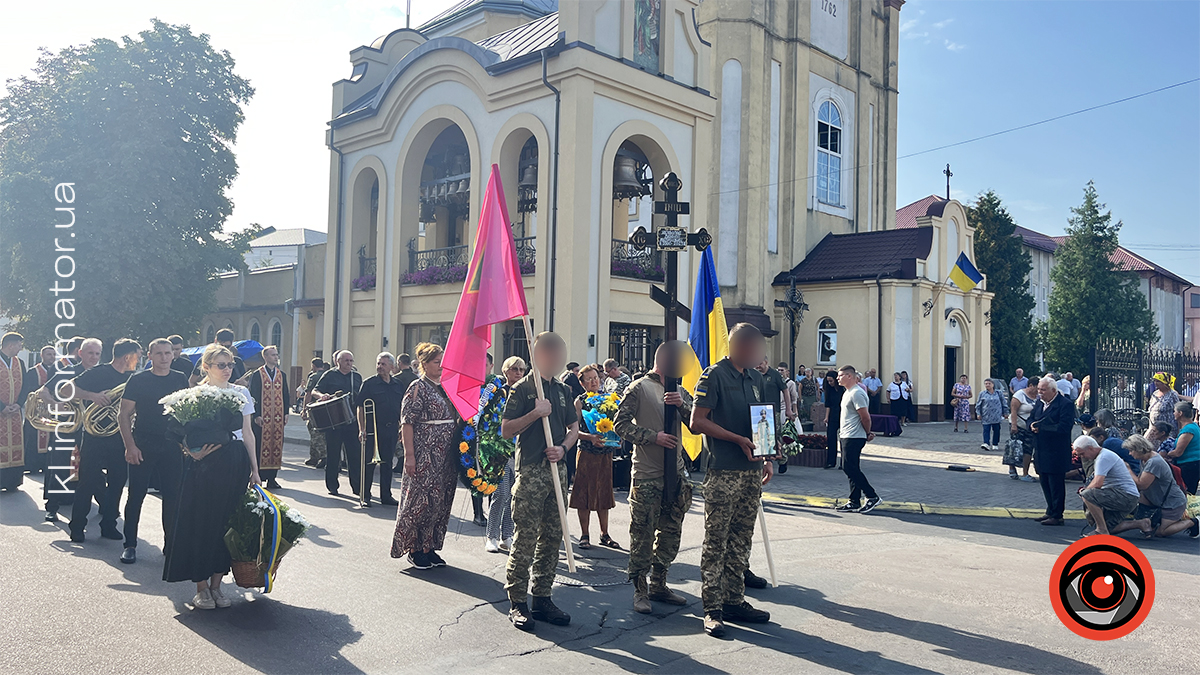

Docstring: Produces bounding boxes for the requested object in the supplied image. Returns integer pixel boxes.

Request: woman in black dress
[822,371,844,469]
[164,344,261,610]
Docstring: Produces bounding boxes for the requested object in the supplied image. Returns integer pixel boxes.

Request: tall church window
[817,101,842,206]
[205,324,215,344]
[270,319,282,349]
[249,321,261,344]
[817,318,838,365]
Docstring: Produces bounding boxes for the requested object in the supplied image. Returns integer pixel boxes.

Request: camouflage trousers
[627,476,692,580]
[307,418,327,461]
[700,468,761,613]
[505,461,568,603]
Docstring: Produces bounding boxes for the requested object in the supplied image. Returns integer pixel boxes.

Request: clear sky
[2,1,1196,282]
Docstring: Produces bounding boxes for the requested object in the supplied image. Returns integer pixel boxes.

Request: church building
[322,0,991,416]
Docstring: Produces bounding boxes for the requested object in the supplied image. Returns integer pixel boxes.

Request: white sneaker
[485,538,501,553]
[980,443,990,451]
[210,584,232,608]
[991,445,999,452]
[193,588,216,610]
[502,537,513,551]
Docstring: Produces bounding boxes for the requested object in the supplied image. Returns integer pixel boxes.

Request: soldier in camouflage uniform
[614,341,694,613]
[689,323,774,638]
[501,332,578,631]
[302,360,328,466]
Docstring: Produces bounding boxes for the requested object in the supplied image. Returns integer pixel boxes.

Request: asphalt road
[1,438,1196,675]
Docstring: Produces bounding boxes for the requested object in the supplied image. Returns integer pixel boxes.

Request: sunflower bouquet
[582,392,622,448]
[458,377,511,498]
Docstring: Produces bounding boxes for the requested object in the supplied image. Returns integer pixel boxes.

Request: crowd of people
[2,323,1196,636]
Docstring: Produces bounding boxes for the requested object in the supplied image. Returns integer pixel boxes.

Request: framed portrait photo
[749,403,777,457]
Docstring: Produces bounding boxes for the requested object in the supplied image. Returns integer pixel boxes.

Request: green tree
[1045,182,1158,373]
[0,20,257,351]
[969,190,1036,377]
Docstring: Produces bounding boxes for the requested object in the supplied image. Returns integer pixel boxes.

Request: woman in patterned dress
[952,375,972,432]
[569,364,619,550]
[390,343,461,570]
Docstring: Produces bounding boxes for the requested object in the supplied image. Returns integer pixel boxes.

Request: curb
[761,491,1046,520]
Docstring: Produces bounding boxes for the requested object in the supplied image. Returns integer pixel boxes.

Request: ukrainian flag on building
[681,247,728,460]
[949,252,983,292]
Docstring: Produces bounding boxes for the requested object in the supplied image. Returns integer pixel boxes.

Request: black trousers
[868,393,881,415]
[123,435,183,549]
[362,425,397,501]
[841,438,877,504]
[825,422,839,467]
[70,442,128,536]
[325,423,361,495]
[44,444,75,513]
[1039,472,1066,519]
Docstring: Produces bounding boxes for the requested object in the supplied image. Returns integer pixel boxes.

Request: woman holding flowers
[163,344,260,610]
[390,343,462,570]
[569,364,620,550]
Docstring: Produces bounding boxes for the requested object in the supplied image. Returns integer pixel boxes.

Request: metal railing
[610,238,664,282]
[514,236,536,275]
[1087,340,1200,426]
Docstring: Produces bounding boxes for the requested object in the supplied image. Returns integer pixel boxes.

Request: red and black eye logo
[1049,535,1154,640]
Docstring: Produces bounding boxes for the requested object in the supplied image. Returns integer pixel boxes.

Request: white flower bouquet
[159,384,247,452]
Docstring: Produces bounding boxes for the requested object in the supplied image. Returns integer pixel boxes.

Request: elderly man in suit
[1030,376,1074,526]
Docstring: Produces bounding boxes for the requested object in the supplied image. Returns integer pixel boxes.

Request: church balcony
[354,245,377,291]
[610,238,664,282]
[401,236,536,287]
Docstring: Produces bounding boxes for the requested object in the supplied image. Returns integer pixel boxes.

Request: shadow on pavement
[174,596,365,674]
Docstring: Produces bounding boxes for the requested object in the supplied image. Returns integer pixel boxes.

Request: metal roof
[476,12,559,62]
[249,228,327,248]
[774,227,935,285]
[420,0,557,35]
[895,194,947,230]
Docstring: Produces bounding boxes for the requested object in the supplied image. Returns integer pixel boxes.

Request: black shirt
[315,368,363,409]
[170,356,194,376]
[122,368,189,441]
[73,363,133,449]
[502,374,577,472]
[693,358,765,471]
[359,374,405,431]
[393,368,418,401]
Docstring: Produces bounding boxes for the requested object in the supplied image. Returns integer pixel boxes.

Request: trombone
[359,398,382,508]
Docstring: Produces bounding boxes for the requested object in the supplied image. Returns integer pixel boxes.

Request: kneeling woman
[1112,434,1198,539]
[164,344,261,609]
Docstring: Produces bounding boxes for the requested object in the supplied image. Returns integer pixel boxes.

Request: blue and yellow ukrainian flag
[949,252,983,292]
[681,247,729,460]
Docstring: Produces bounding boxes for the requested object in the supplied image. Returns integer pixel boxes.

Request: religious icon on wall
[633,0,660,72]
[749,403,777,457]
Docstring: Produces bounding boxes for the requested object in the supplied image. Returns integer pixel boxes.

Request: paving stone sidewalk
[754,420,1063,514]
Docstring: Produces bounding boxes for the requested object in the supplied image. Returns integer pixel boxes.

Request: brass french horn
[80,383,127,437]
[25,391,82,434]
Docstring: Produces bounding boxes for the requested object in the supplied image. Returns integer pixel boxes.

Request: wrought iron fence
[609,324,659,374]
[610,238,664,282]
[354,245,377,290]
[1087,339,1200,425]
[514,236,536,276]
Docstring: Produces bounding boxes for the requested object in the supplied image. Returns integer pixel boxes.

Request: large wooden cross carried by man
[627,171,710,504]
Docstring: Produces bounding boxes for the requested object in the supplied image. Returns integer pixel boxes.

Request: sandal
[599,533,623,550]
[578,534,591,550]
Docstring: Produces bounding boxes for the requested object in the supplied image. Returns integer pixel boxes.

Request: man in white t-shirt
[1073,435,1139,536]
[834,365,880,514]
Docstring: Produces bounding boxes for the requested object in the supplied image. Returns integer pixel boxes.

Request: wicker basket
[231,560,266,588]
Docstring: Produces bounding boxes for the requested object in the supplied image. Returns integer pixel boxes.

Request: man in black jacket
[1030,376,1074,526]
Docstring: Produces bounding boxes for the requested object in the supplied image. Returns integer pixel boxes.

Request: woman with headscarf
[390,343,462,570]
[1148,372,1180,435]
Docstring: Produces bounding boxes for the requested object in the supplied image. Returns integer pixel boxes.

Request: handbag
[1002,437,1024,466]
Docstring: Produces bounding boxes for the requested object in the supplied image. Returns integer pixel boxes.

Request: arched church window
[817,318,837,365]
[270,320,282,349]
[817,101,842,206]
[249,321,261,344]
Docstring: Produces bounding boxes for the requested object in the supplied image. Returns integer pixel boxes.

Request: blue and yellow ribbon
[252,484,283,593]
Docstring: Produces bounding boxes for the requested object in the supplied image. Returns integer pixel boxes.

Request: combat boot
[632,576,652,614]
[530,595,571,625]
[648,569,687,605]
[509,601,534,632]
[723,600,771,623]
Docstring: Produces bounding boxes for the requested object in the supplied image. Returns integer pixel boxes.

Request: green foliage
[1045,182,1158,373]
[0,20,256,350]
[969,190,1036,377]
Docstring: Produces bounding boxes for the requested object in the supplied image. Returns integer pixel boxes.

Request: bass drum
[309,393,353,431]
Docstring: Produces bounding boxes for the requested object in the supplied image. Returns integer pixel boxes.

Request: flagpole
[519,314,576,573]
[757,502,778,588]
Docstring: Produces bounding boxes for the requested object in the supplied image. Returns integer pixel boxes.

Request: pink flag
[441,164,530,420]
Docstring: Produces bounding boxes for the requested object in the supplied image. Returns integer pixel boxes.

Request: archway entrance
[410,125,471,279]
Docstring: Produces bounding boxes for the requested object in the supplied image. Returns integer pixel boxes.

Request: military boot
[530,595,571,625]
[648,569,687,605]
[632,576,652,614]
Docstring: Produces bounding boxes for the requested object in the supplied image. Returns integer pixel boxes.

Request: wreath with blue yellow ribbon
[458,376,513,497]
